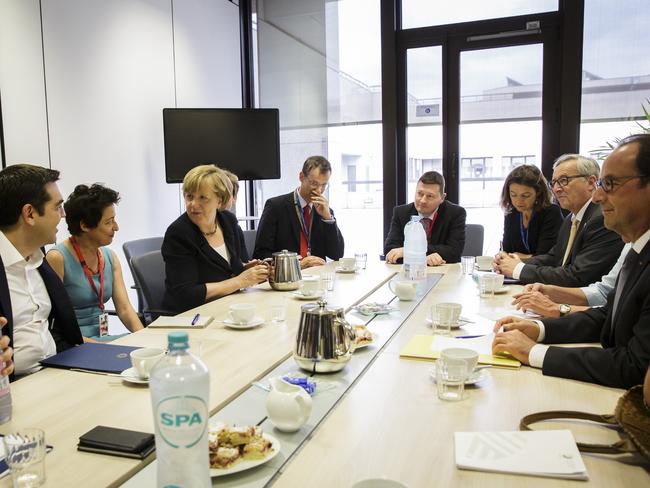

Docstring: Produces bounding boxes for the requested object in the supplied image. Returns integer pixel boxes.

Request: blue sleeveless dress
[53,243,117,341]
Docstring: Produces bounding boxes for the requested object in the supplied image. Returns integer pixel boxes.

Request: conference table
[2,261,649,487]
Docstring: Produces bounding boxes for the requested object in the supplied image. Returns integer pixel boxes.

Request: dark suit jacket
[519,201,623,286]
[383,201,466,263]
[162,211,246,313]
[502,204,563,255]
[540,239,650,388]
[0,254,83,379]
[252,191,345,261]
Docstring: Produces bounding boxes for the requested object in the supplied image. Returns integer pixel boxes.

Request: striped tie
[561,218,579,266]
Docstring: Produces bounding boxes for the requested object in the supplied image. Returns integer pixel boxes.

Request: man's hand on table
[426,252,446,266]
[0,317,14,377]
[491,316,541,366]
[300,255,326,269]
[511,290,560,317]
[493,252,521,277]
[385,247,403,264]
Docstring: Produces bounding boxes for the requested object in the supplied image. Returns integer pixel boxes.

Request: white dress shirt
[512,199,592,279]
[580,243,631,307]
[528,227,650,368]
[0,231,56,376]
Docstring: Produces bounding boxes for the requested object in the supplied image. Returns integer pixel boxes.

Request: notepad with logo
[399,334,520,368]
[148,315,214,328]
[454,430,588,480]
[40,343,140,374]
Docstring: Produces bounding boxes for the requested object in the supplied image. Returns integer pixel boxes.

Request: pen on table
[455,334,486,339]
[191,313,200,326]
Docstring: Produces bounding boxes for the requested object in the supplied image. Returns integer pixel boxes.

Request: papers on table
[399,335,520,368]
[478,307,540,322]
[455,430,588,480]
[148,315,213,328]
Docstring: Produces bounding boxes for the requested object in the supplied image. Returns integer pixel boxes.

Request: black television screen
[163,108,281,183]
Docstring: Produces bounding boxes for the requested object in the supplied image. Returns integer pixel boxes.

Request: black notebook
[78,426,155,459]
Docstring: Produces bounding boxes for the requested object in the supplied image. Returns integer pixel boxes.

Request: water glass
[478,273,500,298]
[2,428,46,487]
[320,271,335,292]
[436,359,467,402]
[461,256,475,275]
[270,300,287,323]
[430,303,456,336]
[354,252,367,270]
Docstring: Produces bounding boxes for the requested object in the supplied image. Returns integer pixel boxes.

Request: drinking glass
[478,273,499,298]
[320,271,335,292]
[461,256,475,275]
[270,300,287,323]
[2,428,46,487]
[436,359,467,402]
[431,303,456,336]
[354,252,367,270]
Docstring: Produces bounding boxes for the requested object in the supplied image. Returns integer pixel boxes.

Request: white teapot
[265,377,312,432]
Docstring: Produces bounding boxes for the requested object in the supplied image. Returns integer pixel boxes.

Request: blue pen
[191,313,200,326]
[455,334,486,339]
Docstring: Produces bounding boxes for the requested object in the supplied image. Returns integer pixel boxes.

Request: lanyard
[519,211,533,254]
[293,191,313,256]
[70,236,105,311]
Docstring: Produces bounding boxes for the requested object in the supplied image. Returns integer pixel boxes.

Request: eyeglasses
[305,177,328,190]
[547,174,586,189]
[595,175,647,193]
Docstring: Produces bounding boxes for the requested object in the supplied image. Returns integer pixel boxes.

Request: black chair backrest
[130,250,166,317]
[242,229,257,260]
[122,237,163,313]
[463,224,485,256]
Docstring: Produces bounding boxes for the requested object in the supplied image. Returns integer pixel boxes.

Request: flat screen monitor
[163,108,281,183]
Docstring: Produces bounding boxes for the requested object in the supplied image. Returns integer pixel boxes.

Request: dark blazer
[252,191,345,261]
[384,201,466,263]
[519,201,623,286]
[502,204,563,255]
[162,211,246,313]
[0,254,83,379]
[540,240,650,388]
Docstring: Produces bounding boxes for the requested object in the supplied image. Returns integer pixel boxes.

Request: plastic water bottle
[403,215,427,281]
[0,370,11,424]
[150,332,210,488]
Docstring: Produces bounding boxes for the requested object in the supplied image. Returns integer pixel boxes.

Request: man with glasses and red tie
[492,134,650,388]
[253,156,345,269]
[384,171,466,266]
[494,154,623,286]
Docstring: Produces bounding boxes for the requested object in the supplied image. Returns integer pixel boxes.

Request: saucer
[223,316,264,329]
[120,367,149,385]
[493,286,509,294]
[335,267,356,274]
[425,317,461,329]
[429,364,489,385]
[291,291,324,300]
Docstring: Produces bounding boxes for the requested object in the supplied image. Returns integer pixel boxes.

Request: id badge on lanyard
[99,312,109,337]
[70,237,107,336]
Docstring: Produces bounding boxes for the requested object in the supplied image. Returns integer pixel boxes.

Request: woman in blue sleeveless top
[46,184,143,341]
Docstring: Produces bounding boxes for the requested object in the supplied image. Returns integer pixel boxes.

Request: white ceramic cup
[475,255,494,271]
[299,276,321,296]
[339,257,356,271]
[441,347,479,374]
[388,279,417,301]
[492,273,505,289]
[229,303,256,323]
[130,347,165,379]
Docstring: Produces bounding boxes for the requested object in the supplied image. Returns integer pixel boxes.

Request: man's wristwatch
[559,304,571,317]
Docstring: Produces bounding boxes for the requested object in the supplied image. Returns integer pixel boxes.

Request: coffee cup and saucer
[224,303,264,329]
[292,276,323,300]
[122,347,166,384]
[335,257,357,273]
[429,348,489,385]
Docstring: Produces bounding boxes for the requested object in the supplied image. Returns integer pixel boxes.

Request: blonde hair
[222,169,239,199]
[182,164,232,207]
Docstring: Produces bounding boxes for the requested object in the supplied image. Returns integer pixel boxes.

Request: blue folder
[40,343,140,374]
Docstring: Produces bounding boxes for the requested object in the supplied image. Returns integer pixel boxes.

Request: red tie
[299,205,311,257]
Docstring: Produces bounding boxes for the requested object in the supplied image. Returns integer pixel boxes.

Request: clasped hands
[492,251,522,277]
[385,247,445,266]
[491,316,540,365]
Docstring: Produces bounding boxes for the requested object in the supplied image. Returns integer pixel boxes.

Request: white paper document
[148,315,213,328]
[478,307,541,322]
[454,430,588,480]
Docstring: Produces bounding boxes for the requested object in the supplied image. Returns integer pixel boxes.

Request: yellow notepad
[399,334,520,369]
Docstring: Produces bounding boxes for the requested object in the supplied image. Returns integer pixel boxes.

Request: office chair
[130,250,173,323]
[462,224,485,256]
[122,237,164,315]
[242,229,257,260]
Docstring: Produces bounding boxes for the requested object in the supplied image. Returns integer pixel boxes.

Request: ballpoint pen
[191,313,201,326]
[455,334,486,339]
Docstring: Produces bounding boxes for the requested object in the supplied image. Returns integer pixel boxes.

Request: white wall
[0,0,242,303]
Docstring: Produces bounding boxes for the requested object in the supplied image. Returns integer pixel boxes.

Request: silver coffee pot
[294,300,356,373]
[269,249,302,291]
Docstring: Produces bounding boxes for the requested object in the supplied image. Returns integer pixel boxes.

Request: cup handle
[388,281,396,293]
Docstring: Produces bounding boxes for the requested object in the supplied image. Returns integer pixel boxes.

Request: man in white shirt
[509,243,631,317]
[492,134,650,388]
[0,164,82,378]
[494,154,623,286]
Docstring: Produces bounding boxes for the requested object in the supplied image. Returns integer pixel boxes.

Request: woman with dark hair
[500,164,563,258]
[46,184,143,341]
